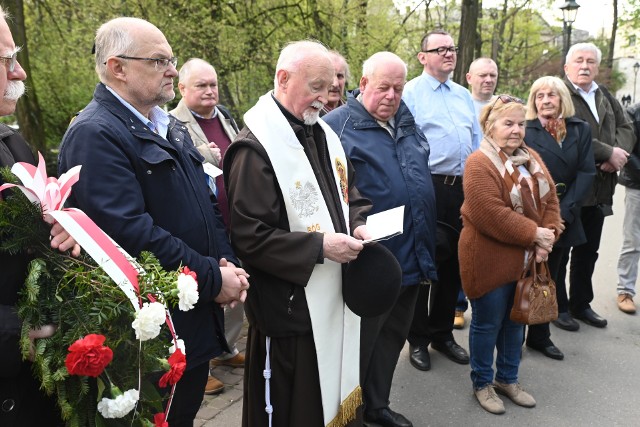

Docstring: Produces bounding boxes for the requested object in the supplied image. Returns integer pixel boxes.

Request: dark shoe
[409,344,431,371]
[526,343,564,360]
[431,340,469,364]
[571,308,607,328]
[552,312,580,331]
[364,407,413,427]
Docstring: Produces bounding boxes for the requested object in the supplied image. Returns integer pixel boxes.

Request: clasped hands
[600,147,629,173]
[217,258,250,308]
[534,226,556,263]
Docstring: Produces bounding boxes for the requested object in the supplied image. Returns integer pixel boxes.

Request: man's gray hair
[94,17,144,82]
[566,42,602,65]
[274,40,330,89]
[0,6,6,21]
[328,50,351,83]
[179,58,216,84]
[362,52,408,79]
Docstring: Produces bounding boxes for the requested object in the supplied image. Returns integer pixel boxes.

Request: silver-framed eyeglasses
[422,46,459,56]
[0,47,21,72]
[113,55,178,71]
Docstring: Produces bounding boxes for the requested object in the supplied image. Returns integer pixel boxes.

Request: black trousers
[360,285,419,412]
[569,205,605,313]
[408,176,463,346]
[526,245,570,347]
[166,361,209,427]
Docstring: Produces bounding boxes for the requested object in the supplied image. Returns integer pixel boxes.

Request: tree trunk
[454,0,480,86]
[607,0,618,72]
[5,0,47,155]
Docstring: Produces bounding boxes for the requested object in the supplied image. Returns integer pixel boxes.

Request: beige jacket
[170,99,238,166]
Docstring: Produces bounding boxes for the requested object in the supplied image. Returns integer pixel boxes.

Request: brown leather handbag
[510,254,558,325]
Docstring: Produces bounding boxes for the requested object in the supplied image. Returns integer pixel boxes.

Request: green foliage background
[18,0,616,158]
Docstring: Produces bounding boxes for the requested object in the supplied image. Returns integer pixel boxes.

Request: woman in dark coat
[524,76,596,360]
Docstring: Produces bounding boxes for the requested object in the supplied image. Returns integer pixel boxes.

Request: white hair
[94,17,149,82]
[566,42,602,65]
[273,40,330,89]
[362,52,408,79]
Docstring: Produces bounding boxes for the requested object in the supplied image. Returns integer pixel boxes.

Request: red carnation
[64,334,113,377]
[181,266,197,281]
[154,412,169,427]
[158,349,187,388]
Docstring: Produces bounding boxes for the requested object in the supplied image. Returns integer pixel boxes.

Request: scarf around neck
[540,116,566,145]
[480,136,551,223]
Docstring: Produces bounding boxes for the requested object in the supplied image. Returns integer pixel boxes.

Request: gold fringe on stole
[326,386,363,427]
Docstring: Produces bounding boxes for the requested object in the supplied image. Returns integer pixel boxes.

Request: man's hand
[353,225,372,241]
[600,161,617,173]
[323,232,364,263]
[215,258,250,307]
[28,324,57,361]
[208,142,222,165]
[50,222,81,257]
[608,147,629,171]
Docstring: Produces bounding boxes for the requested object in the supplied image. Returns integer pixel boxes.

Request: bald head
[178,58,219,118]
[466,57,498,102]
[94,17,177,116]
[360,52,407,121]
[273,40,334,124]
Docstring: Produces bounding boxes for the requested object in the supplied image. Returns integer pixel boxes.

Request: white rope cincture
[264,335,273,427]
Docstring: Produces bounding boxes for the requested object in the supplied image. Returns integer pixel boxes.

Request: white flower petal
[97,389,139,418]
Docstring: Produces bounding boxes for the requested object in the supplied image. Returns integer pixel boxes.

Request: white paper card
[202,162,223,179]
[363,205,404,244]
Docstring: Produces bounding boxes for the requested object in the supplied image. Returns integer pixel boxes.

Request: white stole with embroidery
[244,92,360,426]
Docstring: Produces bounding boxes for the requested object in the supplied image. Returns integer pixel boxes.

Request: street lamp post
[634,62,640,104]
[560,1,581,71]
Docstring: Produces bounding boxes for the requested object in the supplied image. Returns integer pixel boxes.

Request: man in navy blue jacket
[324,51,438,427]
[58,17,248,427]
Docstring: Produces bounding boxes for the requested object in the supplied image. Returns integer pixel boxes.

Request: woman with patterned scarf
[523,76,596,360]
[459,94,563,415]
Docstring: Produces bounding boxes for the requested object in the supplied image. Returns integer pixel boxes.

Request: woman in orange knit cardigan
[459,96,563,415]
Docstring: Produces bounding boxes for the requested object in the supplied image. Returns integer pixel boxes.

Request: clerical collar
[271,94,306,127]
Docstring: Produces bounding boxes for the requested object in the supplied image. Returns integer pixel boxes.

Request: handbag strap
[521,250,538,278]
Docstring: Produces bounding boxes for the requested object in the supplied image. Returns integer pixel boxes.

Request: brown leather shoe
[453,310,465,329]
[211,353,245,368]
[204,376,225,395]
[617,293,636,314]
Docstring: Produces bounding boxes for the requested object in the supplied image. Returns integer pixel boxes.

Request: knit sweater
[459,147,562,299]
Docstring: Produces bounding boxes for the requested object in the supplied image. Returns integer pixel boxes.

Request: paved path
[196,189,640,426]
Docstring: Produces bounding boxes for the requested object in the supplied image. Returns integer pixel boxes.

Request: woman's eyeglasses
[488,94,524,114]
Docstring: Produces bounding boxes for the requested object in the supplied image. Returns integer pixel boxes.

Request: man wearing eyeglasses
[562,42,635,327]
[58,17,249,427]
[170,58,243,396]
[402,29,481,372]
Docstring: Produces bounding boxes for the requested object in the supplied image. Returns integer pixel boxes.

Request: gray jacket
[170,99,238,166]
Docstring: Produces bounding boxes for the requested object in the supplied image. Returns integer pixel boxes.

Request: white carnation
[177,273,199,311]
[131,302,166,341]
[97,389,139,418]
[169,338,186,355]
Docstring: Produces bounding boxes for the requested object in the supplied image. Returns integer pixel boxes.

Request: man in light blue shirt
[402,29,480,372]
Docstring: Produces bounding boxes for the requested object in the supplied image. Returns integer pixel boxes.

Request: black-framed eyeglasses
[110,55,178,71]
[422,46,459,56]
[0,48,21,73]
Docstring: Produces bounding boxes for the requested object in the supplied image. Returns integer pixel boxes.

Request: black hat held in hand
[343,242,402,318]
